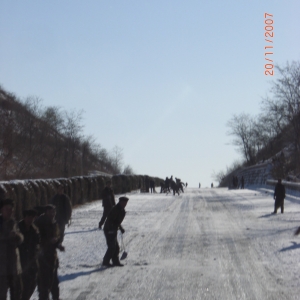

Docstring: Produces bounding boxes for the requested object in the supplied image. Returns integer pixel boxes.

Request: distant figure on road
[99,180,116,230]
[160,181,165,193]
[199,183,201,188]
[165,177,171,193]
[273,179,285,214]
[211,183,214,188]
[241,176,245,189]
[149,179,155,193]
[232,176,239,189]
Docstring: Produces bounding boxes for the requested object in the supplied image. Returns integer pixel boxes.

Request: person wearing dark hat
[273,178,286,214]
[35,204,64,300]
[0,199,24,300]
[99,180,116,229]
[102,196,129,267]
[18,209,40,300]
[50,185,72,244]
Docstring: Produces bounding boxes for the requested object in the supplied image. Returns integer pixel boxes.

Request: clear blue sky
[1,1,300,187]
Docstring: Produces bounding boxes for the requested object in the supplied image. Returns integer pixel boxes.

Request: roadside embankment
[0,174,163,220]
[221,162,300,197]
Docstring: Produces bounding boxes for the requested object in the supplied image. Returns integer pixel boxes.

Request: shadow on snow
[65,228,99,235]
[59,266,107,282]
[279,241,300,252]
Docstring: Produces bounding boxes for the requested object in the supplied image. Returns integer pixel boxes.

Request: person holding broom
[102,196,129,267]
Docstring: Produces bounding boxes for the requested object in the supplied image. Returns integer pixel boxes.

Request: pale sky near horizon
[1,1,300,187]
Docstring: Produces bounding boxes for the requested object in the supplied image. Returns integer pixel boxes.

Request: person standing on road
[35,204,65,300]
[0,199,24,300]
[149,179,155,193]
[99,180,116,230]
[273,179,286,214]
[102,196,129,267]
[51,185,72,244]
[18,209,40,300]
[241,176,245,189]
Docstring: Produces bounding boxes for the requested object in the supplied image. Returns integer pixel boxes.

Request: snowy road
[33,187,300,299]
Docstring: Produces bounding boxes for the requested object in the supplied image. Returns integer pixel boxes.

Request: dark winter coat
[0,216,23,277]
[51,193,72,225]
[103,203,126,233]
[274,183,286,203]
[18,219,40,272]
[149,180,155,188]
[102,187,116,209]
[34,214,60,264]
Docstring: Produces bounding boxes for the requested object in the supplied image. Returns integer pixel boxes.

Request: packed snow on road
[30,186,300,299]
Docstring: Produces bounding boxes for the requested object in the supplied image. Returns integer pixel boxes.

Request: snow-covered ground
[31,187,300,300]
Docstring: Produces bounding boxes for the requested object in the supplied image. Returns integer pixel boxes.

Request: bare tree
[110,146,124,174]
[0,85,133,180]
[212,170,226,186]
[62,109,84,177]
[262,61,300,170]
[227,113,257,165]
[123,164,134,175]
[212,160,242,187]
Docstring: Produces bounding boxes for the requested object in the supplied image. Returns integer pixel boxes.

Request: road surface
[32,187,300,299]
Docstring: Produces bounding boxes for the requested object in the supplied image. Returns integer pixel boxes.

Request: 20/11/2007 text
[264,13,274,76]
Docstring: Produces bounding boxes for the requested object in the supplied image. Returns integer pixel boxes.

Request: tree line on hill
[214,61,300,184]
[0,86,134,180]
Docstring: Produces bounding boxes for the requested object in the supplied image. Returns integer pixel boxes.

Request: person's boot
[102,260,113,267]
[113,260,124,267]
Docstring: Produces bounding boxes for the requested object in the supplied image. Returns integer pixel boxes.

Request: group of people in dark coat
[0,184,72,300]
[159,176,186,195]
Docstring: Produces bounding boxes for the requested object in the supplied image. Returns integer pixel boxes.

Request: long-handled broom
[120,232,128,260]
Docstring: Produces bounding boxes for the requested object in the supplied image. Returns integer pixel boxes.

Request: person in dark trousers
[273,179,286,214]
[165,177,170,193]
[51,185,72,244]
[149,179,155,193]
[0,199,24,300]
[102,196,129,267]
[18,209,40,300]
[160,181,165,193]
[241,176,245,189]
[35,205,64,300]
[99,180,116,229]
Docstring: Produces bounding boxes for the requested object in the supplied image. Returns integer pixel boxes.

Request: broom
[120,232,128,260]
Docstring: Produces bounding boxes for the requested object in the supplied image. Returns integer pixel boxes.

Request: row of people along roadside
[0,180,129,300]
[0,185,71,300]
